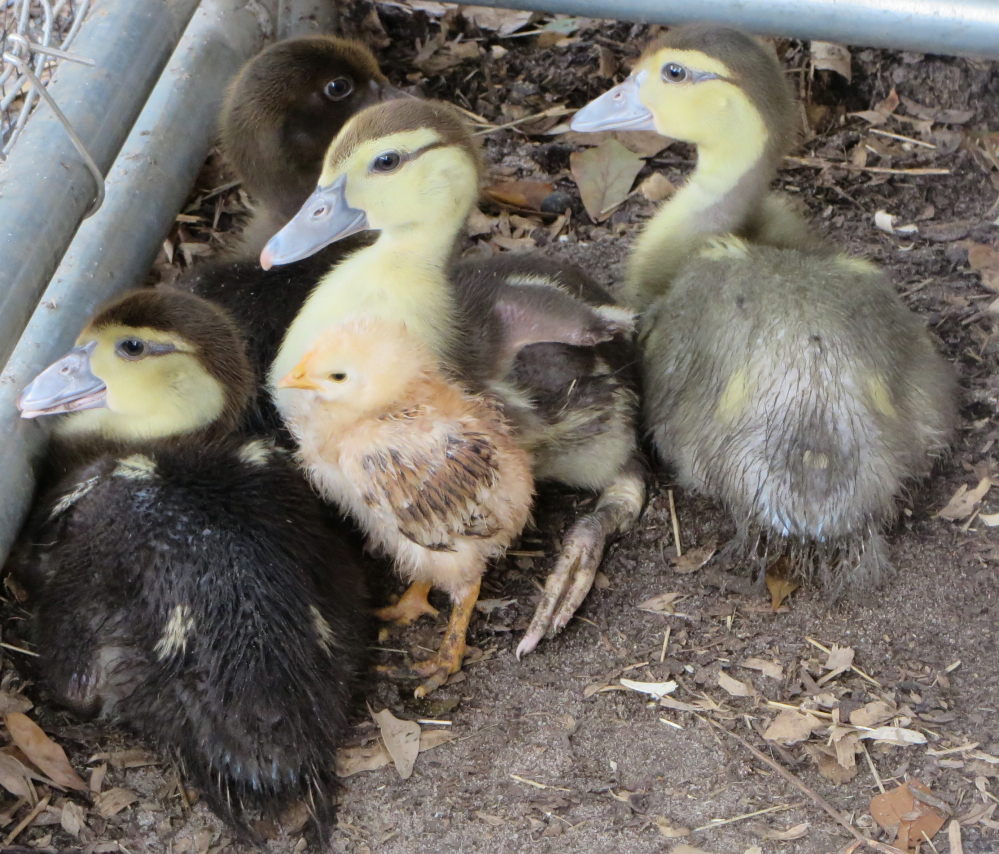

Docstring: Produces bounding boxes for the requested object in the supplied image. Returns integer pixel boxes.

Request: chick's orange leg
[413,579,481,699]
[375,581,439,625]
[517,468,645,658]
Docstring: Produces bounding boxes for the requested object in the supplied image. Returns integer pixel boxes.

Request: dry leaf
[637,592,683,614]
[659,696,721,713]
[966,241,999,291]
[336,729,451,777]
[466,207,497,237]
[96,787,138,818]
[853,87,900,125]
[5,713,87,792]
[811,41,852,82]
[807,745,860,784]
[0,752,34,798]
[669,845,717,854]
[717,671,753,697]
[570,139,644,221]
[822,645,855,677]
[0,691,32,717]
[620,678,677,698]
[764,570,799,611]
[655,816,691,838]
[89,749,159,769]
[372,708,421,780]
[561,129,672,157]
[597,45,617,78]
[475,811,505,826]
[936,478,992,521]
[90,762,107,795]
[870,780,946,853]
[849,700,895,727]
[859,726,927,746]
[483,180,553,211]
[763,709,822,745]
[742,658,783,680]
[757,822,810,840]
[60,801,86,838]
[460,6,532,35]
[639,172,675,202]
[670,544,716,574]
[475,598,515,614]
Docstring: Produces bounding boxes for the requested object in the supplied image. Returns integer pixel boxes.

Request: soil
[3,4,999,854]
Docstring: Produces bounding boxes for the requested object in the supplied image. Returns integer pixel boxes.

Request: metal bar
[0,0,202,370]
[0,0,268,566]
[278,0,338,38]
[476,0,999,59]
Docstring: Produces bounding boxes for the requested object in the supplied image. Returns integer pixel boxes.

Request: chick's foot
[413,579,480,698]
[375,580,439,625]
[517,468,645,658]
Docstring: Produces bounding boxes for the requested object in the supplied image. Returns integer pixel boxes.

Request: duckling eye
[371,151,402,173]
[662,63,688,83]
[329,372,348,383]
[115,338,146,360]
[324,77,354,101]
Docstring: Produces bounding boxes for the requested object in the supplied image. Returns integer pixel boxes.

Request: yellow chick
[278,317,534,697]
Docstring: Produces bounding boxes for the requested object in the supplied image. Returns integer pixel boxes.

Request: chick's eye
[329,372,348,383]
[116,339,146,360]
[662,63,688,83]
[324,77,354,101]
[371,151,401,173]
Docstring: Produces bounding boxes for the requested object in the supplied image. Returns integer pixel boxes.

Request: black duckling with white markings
[572,24,957,592]
[10,289,368,844]
[261,97,645,656]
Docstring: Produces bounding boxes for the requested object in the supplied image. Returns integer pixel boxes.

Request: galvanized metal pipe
[0,0,267,565]
[480,0,999,59]
[0,0,202,369]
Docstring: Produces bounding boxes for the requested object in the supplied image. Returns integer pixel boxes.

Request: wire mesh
[1,0,90,159]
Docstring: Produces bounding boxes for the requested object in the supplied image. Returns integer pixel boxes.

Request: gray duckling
[571,24,957,592]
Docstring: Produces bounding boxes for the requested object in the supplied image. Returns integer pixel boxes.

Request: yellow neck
[625,102,771,309]
[270,217,463,414]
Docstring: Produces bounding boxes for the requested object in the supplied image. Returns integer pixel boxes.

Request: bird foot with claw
[374,581,439,625]
[412,647,464,699]
[516,514,604,659]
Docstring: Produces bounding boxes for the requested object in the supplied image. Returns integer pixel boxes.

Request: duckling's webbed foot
[413,579,480,699]
[517,468,645,658]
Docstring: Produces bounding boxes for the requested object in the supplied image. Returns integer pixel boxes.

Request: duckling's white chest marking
[155,603,194,660]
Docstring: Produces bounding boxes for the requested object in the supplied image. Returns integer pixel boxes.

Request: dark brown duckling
[9,289,369,845]
[221,34,408,254]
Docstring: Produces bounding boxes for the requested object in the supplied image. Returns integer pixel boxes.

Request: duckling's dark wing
[24,441,368,841]
[345,413,505,549]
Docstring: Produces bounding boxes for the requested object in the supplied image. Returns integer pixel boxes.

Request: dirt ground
[3,4,999,854]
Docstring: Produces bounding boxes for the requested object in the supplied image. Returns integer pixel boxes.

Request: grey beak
[259,174,371,269]
[570,71,658,133]
[18,341,107,419]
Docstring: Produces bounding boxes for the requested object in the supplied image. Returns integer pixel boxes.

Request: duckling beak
[277,366,321,391]
[570,71,657,133]
[260,174,369,269]
[17,341,107,419]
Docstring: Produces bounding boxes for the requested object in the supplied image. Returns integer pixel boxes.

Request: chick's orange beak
[278,365,321,391]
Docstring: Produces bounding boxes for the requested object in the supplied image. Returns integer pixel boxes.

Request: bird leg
[375,580,439,625]
[412,579,481,699]
[516,465,645,658]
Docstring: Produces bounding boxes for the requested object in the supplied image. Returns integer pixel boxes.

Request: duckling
[262,98,646,655]
[278,317,533,697]
[221,34,408,254]
[10,289,369,843]
[571,24,957,592]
